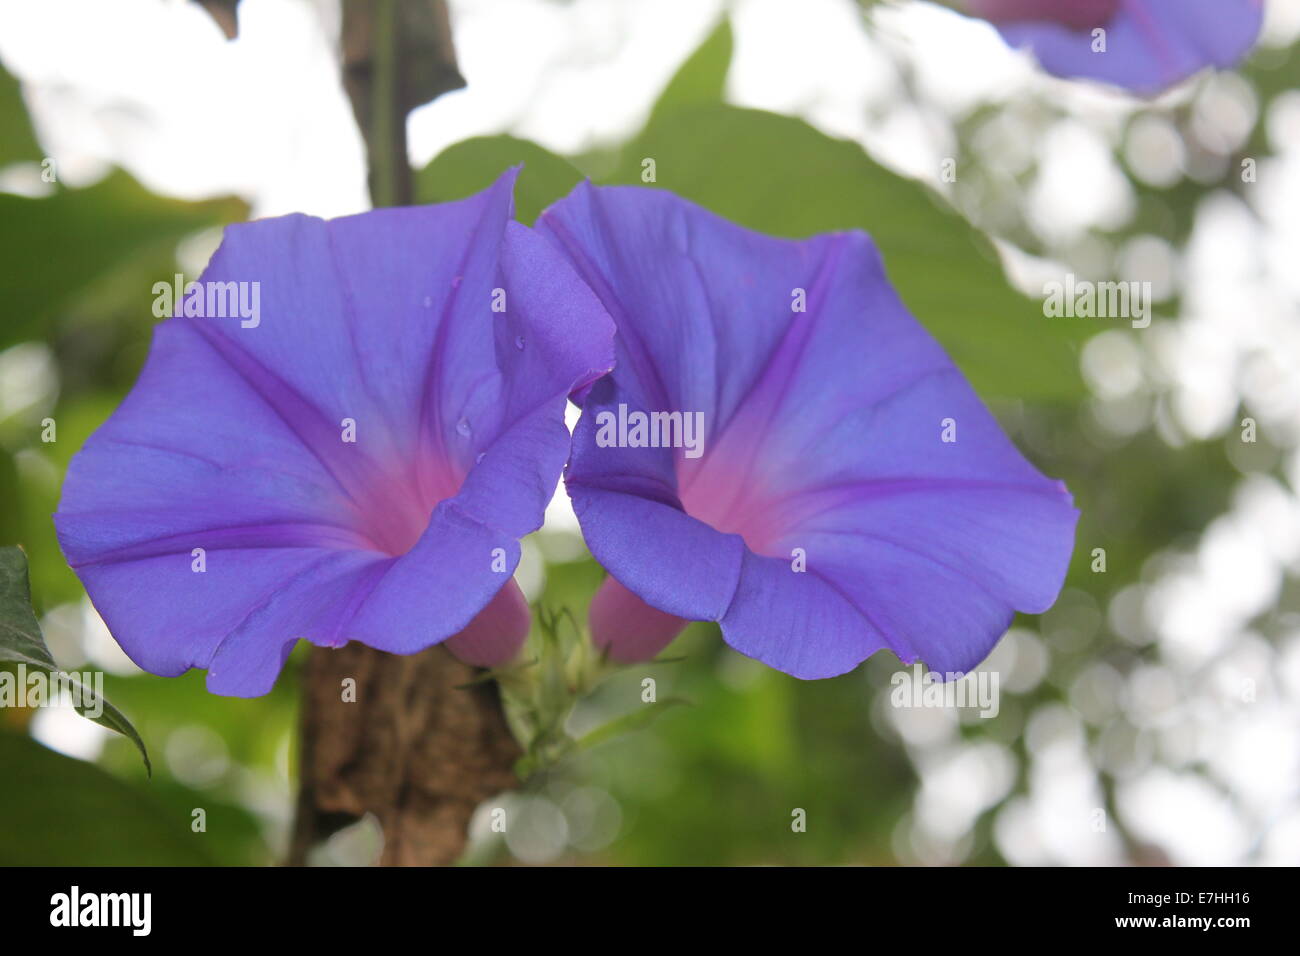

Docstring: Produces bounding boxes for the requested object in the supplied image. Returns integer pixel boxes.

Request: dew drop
[456,417,472,438]
[514,335,526,351]
[475,451,487,464]
[422,295,432,308]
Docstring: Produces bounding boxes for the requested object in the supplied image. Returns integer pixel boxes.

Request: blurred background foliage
[1,0,1298,866]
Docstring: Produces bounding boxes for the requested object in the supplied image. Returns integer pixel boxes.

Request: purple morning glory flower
[541,183,1078,679]
[966,0,1264,96]
[55,171,615,697]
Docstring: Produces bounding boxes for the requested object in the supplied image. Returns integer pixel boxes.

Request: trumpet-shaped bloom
[542,183,1077,679]
[966,0,1264,96]
[55,171,614,696]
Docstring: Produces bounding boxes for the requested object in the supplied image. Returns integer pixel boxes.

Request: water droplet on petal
[475,451,487,464]
[422,295,432,308]
[514,335,525,350]
[456,417,471,438]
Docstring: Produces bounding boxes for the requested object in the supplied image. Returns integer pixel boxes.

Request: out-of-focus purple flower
[966,0,1265,96]
[55,171,614,697]
[541,183,1077,680]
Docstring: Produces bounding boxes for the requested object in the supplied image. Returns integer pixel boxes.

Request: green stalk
[369,0,403,208]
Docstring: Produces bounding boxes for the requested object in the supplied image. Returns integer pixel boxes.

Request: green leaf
[0,545,151,774]
[0,169,247,349]
[0,58,41,167]
[0,732,209,865]
[607,105,1085,401]
[416,135,584,225]
[574,696,689,753]
[646,16,733,124]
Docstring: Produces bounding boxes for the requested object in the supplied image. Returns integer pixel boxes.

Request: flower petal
[443,577,532,668]
[566,378,747,624]
[588,574,689,663]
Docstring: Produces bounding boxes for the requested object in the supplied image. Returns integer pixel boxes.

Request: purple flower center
[344,451,468,557]
[678,457,785,558]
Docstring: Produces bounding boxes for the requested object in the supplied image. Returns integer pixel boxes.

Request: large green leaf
[0,545,150,773]
[605,105,1085,401]
[0,732,209,865]
[416,134,584,225]
[0,59,40,168]
[0,170,247,348]
[646,16,732,125]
